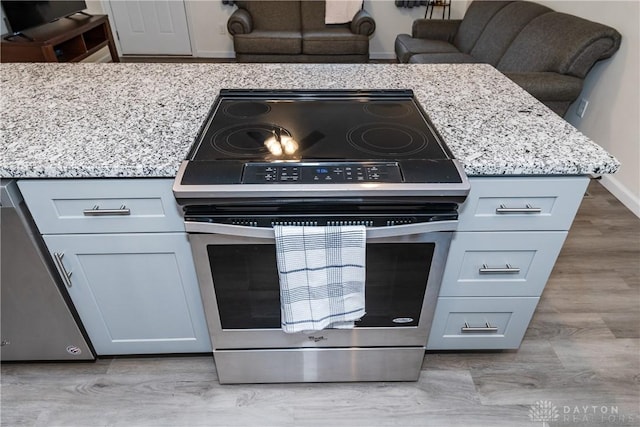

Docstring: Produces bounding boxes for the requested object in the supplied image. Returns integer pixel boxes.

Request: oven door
[186,221,454,350]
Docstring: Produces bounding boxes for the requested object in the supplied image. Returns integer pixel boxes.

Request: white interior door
[108,0,192,55]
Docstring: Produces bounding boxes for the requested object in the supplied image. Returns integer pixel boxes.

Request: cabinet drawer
[18,179,184,234]
[440,231,567,297]
[458,176,589,231]
[427,297,538,350]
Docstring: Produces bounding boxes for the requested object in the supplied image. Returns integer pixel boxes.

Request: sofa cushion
[303,28,369,55]
[497,12,622,78]
[301,0,328,30]
[412,19,461,41]
[235,0,302,31]
[453,0,513,53]
[234,53,369,63]
[395,34,459,63]
[234,31,302,55]
[469,1,552,65]
[408,52,481,64]
[505,72,583,116]
[505,72,583,101]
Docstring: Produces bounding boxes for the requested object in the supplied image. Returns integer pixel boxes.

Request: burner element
[223,102,271,118]
[211,123,293,158]
[363,102,411,118]
[347,123,427,156]
[192,90,453,163]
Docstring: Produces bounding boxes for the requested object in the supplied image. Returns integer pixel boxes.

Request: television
[2,1,87,35]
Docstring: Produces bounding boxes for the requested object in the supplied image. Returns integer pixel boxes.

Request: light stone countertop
[0,62,619,178]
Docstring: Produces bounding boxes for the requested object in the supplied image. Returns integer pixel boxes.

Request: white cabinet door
[108,0,192,55]
[44,233,211,355]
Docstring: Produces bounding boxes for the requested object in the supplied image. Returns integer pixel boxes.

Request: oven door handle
[184,220,458,239]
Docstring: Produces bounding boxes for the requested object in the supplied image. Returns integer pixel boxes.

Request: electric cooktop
[174,89,469,199]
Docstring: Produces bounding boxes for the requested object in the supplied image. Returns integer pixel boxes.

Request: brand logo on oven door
[308,336,327,342]
[392,317,414,324]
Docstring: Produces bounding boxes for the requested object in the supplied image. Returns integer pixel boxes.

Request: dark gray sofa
[228,0,376,63]
[395,0,622,116]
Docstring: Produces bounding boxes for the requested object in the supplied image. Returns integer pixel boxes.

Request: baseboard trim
[599,174,640,218]
[370,52,397,60]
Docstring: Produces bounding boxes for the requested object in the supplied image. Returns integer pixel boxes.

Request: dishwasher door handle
[184,220,459,239]
[52,252,73,288]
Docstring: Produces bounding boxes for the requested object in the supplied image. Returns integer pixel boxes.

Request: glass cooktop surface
[189,90,453,162]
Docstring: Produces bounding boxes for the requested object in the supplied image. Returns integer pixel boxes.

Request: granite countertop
[0,63,619,178]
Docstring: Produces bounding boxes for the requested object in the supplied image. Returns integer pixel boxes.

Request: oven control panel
[243,162,403,184]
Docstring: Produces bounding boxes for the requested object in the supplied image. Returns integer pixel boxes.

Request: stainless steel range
[173,89,469,384]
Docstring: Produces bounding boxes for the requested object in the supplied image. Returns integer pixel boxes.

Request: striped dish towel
[274,225,366,334]
[325,0,363,24]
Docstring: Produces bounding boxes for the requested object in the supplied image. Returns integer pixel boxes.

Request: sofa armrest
[504,72,583,102]
[412,19,461,41]
[350,9,376,36]
[227,8,252,35]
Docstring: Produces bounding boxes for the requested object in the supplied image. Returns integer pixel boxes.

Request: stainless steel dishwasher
[1,179,94,361]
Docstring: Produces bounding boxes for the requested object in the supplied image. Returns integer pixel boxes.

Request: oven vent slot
[326,220,374,227]
[386,218,416,226]
[271,221,319,227]
[231,219,259,227]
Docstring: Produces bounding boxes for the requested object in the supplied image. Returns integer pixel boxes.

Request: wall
[1,8,6,35]
[536,0,639,217]
[85,0,106,14]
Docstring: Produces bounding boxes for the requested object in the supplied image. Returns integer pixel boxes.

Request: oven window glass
[208,243,434,329]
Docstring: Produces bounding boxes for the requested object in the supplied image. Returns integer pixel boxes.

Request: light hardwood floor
[2,179,638,427]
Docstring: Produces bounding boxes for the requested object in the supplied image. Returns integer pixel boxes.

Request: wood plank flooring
[2,179,638,427]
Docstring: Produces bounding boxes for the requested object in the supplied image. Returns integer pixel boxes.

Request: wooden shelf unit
[1,14,119,63]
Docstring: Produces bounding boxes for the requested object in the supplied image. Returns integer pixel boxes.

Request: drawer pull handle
[461,322,498,333]
[479,264,521,274]
[53,252,73,288]
[83,205,131,216]
[495,204,542,214]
